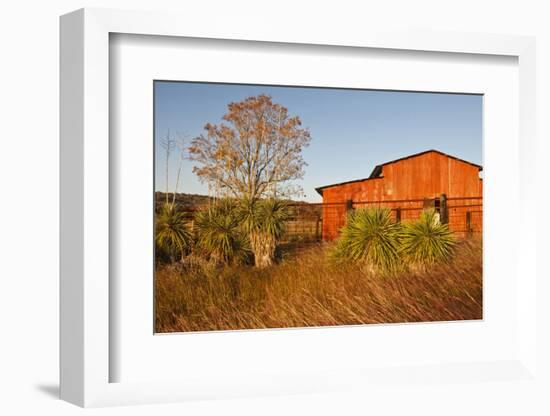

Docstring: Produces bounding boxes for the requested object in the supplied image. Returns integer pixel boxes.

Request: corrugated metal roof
[315,149,482,196]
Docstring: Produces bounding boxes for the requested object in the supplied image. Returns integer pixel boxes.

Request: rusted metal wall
[320,152,483,240]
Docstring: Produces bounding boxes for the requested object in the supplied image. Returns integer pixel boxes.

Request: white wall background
[0,1,548,415]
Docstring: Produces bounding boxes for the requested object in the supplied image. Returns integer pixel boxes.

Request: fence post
[395,207,401,223]
[466,211,472,237]
[315,215,321,242]
[439,193,448,224]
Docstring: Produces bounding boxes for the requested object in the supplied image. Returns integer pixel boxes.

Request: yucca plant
[400,208,456,267]
[238,198,290,268]
[332,207,402,272]
[194,199,249,265]
[155,203,193,263]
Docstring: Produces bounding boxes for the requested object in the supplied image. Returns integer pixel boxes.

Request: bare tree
[172,136,187,206]
[188,94,311,203]
[160,130,175,205]
[159,130,187,208]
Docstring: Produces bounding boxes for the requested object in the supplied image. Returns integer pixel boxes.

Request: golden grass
[155,238,482,332]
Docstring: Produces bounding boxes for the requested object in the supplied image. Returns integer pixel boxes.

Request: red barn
[315,150,483,240]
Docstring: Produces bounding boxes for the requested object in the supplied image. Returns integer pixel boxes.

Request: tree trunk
[250,231,276,268]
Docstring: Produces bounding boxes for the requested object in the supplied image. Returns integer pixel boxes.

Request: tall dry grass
[155,238,482,332]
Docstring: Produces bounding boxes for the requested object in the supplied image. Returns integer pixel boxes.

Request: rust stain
[318,150,483,240]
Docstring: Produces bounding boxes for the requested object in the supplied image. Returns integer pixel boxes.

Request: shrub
[332,207,402,272]
[194,199,250,265]
[238,198,290,267]
[155,203,193,262]
[400,209,456,267]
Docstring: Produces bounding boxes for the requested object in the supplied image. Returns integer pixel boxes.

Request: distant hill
[155,192,212,210]
[155,192,319,214]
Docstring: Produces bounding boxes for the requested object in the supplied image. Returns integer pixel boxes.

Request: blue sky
[154,81,482,202]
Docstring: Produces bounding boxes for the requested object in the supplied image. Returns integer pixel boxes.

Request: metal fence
[285,195,482,242]
[161,195,482,244]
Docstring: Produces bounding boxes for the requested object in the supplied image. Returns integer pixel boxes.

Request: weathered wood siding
[320,151,483,240]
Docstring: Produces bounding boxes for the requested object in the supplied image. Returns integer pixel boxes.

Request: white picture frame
[60,7,538,408]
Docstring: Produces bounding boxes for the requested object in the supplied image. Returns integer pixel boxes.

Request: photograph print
[154,81,483,333]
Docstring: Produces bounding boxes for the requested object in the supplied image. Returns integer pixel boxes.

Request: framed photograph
[60,8,538,408]
[152,82,485,334]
